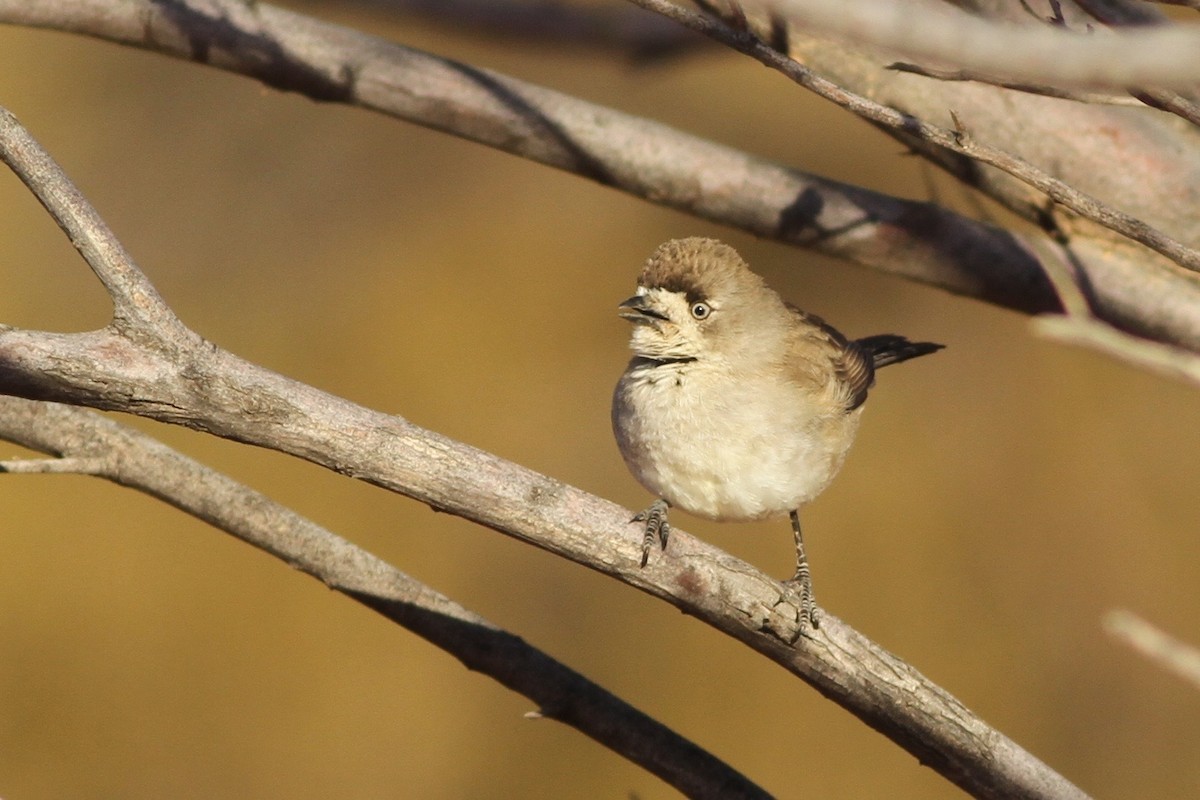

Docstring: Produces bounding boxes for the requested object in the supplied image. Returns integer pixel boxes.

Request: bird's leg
[632,499,671,567]
[784,509,820,629]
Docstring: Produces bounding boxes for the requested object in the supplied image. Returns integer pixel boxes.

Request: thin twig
[0,108,184,334]
[1130,89,1200,129]
[1062,1,1200,128]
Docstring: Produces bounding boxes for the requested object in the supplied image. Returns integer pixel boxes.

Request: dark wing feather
[786,305,876,411]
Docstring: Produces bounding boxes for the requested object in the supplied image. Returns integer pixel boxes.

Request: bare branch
[0,100,1087,800]
[0,250,1092,800]
[1104,609,1200,690]
[755,0,1200,89]
[0,108,183,335]
[889,57,1200,134]
[886,50,1200,132]
[1022,226,1200,383]
[0,396,770,800]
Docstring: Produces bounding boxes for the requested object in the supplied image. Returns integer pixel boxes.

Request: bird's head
[618,238,781,363]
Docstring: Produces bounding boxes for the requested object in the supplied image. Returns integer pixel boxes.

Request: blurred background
[2,2,1198,797]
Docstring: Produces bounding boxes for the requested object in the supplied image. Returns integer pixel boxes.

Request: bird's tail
[854,335,944,369]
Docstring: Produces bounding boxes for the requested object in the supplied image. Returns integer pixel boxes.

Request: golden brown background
[2,3,1199,798]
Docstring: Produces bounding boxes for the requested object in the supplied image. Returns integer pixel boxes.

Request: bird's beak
[618,293,669,323]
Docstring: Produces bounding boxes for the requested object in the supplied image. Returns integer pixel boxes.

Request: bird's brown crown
[639,238,767,304]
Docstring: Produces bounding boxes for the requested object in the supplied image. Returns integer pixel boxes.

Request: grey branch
[0,104,1087,799]
[4,0,1200,355]
[0,396,769,800]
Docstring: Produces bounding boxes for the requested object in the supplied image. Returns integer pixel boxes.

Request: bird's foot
[782,572,820,630]
[632,499,670,567]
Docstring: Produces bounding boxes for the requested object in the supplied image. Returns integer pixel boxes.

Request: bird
[611,237,942,629]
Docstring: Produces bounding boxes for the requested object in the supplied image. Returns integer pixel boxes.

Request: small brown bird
[612,238,942,628]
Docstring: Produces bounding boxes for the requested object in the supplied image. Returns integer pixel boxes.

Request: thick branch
[0,396,769,800]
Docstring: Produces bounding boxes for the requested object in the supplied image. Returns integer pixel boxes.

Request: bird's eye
[690,301,711,320]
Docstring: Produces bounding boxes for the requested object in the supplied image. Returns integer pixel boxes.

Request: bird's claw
[783,574,820,630]
[632,499,671,567]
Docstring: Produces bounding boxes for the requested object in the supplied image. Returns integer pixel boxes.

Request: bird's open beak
[618,294,668,323]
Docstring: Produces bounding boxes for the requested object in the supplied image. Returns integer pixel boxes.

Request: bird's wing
[784,304,875,412]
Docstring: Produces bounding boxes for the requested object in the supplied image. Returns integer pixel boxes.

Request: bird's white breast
[612,359,861,522]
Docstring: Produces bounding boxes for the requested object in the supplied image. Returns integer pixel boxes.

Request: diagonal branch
[0,396,770,800]
[0,107,183,335]
[0,94,1088,800]
[885,61,1144,106]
